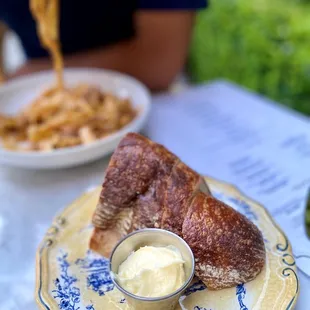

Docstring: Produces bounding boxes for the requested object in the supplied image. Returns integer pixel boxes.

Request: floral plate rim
[35,176,299,310]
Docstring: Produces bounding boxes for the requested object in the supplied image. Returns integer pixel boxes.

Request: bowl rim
[109,228,195,302]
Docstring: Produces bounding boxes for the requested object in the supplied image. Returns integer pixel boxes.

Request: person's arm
[11,11,195,91]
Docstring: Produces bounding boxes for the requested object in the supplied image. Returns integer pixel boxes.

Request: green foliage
[189,0,310,115]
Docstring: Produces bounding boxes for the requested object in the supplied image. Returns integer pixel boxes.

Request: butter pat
[117,245,185,298]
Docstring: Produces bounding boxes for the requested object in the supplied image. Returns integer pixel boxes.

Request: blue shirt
[0,0,206,59]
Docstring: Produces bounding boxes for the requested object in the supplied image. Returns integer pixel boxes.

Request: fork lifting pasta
[30,0,63,89]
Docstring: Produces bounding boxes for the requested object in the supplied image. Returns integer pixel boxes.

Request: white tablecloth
[0,159,109,309]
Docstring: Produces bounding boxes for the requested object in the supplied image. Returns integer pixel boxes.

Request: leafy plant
[189,0,310,115]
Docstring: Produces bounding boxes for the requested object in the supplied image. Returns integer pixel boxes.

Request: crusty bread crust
[90,133,265,290]
[183,193,265,289]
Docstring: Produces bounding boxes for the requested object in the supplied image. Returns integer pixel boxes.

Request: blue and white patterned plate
[35,177,299,310]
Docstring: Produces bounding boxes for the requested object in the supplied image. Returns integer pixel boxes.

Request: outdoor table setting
[1,77,310,309]
[1,0,310,309]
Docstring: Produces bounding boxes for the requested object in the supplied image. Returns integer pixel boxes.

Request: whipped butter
[117,245,185,298]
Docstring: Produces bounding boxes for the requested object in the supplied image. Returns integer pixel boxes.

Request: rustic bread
[183,193,265,289]
[90,133,265,290]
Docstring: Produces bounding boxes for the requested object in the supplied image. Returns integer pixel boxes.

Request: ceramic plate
[36,177,299,310]
[0,69,151,169]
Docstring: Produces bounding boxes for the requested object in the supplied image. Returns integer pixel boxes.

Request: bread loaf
[90,133,265,289]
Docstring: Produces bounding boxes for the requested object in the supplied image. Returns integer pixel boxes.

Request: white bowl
[0,68,151,169]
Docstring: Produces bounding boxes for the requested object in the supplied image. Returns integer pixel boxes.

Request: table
[0,159,109,309]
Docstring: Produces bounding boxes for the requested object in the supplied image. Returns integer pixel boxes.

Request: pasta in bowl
[0,84,137,151]
[0,69,151,169]
[0,1,150,168]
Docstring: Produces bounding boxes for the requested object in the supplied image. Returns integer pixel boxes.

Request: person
[0,0,207,90]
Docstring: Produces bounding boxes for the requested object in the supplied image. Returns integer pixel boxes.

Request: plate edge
[35,177,299,310]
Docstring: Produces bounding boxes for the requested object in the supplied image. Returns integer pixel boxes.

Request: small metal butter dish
[109,228,195,310]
